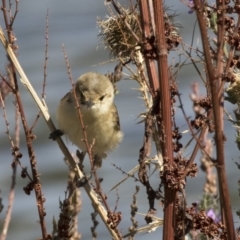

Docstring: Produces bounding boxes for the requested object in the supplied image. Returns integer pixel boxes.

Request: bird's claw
[49,129,64,140]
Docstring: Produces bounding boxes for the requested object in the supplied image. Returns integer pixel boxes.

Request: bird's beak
[86,100,94,109]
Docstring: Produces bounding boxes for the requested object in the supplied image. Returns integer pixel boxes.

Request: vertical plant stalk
[153,1,175,239]
[62,45,122,238]
[0,93,16,240]
[1,1,49,238]
[194,0,235,239]
[42,9,49,99]
[138,0,159,96]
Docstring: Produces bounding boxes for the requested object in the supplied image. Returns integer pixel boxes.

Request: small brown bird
[57,72,123,167]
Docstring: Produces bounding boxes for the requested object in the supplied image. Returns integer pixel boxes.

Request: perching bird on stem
[56,72,123,167]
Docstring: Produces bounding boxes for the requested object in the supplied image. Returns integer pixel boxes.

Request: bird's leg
[76,150,86,170]
[49,129,64,140]
[94,154,103,168]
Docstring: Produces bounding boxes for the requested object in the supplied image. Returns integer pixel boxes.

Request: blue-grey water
[0,1,239,239]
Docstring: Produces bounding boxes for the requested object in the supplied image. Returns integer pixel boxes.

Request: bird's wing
[112,103,121,131]
[60,91,72,103]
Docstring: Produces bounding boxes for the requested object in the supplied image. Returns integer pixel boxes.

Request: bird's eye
[79,90,84,98]
[79,90,86,104]
[99,95,105,101]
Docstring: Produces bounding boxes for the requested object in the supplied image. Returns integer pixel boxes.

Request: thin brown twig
[0,92,32,240]
[8,0,19,28]
[127,185,139,238]
[61,43,95,168]
[14,99,20,149]
[17,99,48,239]
[2,0,10,33]
[184,48,206,84]
[137,111,156,211]
[29,112,41,131]
[0,91,17,149]
[113,189,120,213]
[42,9,49,99]
[1,1,49,238]
[0,95,33,182]
[177,91,212,176]
[194,1,235,239]
[111,163,140,182]
[0,73,15,92]
[0,92,16,240]
[30,10,50,131]
[61,44,123,239]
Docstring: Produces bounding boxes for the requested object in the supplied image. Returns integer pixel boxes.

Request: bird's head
[75,72,114,114]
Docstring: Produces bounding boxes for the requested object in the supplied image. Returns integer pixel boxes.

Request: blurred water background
[0,1,239,239]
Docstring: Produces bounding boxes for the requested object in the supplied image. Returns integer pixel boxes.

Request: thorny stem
[0,93,17,240]
[0,88,33,184]
[0,73,14,92]
[194,0,235,239]
[62,44,122,239]
[42,9,49,99]
[30,10,50,132]
[8,0,19,29]
[62,54,95,162]
[14,59,48,240]
[1,1,48,239]
[62,44,95,167]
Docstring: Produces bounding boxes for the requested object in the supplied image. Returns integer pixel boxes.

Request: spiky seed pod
[97,7,141,58]
[97,3,181,58]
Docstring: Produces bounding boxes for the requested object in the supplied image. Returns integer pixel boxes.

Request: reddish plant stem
[215,0,226,222]
[15,79,48,240]
[30,12,50,131]
[1,1,48,238]
[42,9,49,99]
[153,1,175,239]
[194,1,235,239]
[177,91,207,178]
[8,0,19,29]
[138,0,159,97]
[0,93,17,240]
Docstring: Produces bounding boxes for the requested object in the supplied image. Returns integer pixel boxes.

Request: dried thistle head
[97,5,141,58]
[97,2,181,58]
